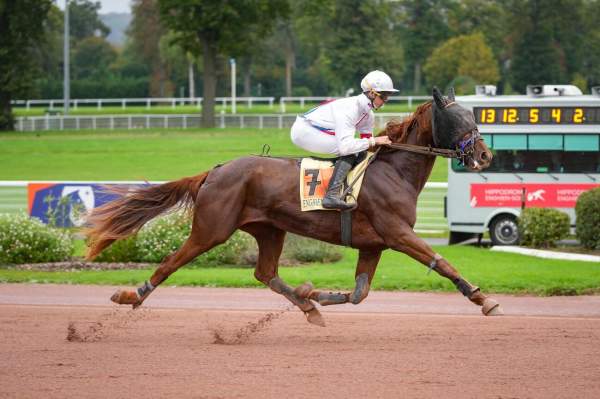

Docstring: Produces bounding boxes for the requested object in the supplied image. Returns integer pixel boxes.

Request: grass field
[0,128,448,231]
[13,102,420,117]
[1,246,598,295]
[0,128,447,181]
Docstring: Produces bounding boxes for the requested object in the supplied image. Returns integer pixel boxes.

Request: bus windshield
[451,133,600,173]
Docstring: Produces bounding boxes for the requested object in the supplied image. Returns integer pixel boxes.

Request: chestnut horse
[86,88,502,326]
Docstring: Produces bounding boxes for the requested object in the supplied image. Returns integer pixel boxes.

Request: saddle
[299,151,374,212]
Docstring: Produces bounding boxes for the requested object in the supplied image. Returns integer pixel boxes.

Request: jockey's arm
[333,106,371,156]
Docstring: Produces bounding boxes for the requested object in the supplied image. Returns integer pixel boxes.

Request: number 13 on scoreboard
[480,108,495,123]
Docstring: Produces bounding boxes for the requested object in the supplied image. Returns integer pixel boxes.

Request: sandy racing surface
[1,284,600,398]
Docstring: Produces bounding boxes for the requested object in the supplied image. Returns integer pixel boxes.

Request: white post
[230,58,236,114]
[63,0,70,115]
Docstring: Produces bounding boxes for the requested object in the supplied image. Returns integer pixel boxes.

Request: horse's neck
[390,118,436,194]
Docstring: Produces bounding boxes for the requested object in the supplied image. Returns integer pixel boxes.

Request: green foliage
[0,0,52,130]
[72,37,118,80]
[283,234,343,263]
[0,213,73,265]
[134,211,255,266]
[68,0,110,40]
[424,32,499,93]
[575,187,600,250]
[94,237,139,263]
[518,208,570,248]
[158,0,290,126]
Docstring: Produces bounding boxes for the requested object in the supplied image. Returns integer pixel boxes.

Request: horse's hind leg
[244,224,325,327]
[112,205,240,308]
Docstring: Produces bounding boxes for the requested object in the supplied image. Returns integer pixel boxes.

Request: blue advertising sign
[28,183,135,227]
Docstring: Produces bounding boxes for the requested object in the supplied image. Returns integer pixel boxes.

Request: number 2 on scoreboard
[573,108,584,123]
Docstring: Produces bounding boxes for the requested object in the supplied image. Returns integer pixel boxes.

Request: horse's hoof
[305,308,326,327]
[294,282,314,299]
[110,290,138,305]
[482,298,503,316]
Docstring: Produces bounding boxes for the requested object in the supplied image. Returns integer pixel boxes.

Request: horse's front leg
[295,250,382,306]
[387,226,503,316]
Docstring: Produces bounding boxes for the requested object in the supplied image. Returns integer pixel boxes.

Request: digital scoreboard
[474,106,600,125]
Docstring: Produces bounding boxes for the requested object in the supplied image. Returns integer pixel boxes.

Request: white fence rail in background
[279,95,430,112]
[12,95,429,112]
[12,97,276,110]
[15,113,411,132]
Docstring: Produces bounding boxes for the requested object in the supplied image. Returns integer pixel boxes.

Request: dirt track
[1,284,600,398]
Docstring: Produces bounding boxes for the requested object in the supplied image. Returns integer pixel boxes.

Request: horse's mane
[376,101,432,144]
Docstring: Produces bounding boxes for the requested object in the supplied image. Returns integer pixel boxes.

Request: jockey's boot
[322,154,355,211]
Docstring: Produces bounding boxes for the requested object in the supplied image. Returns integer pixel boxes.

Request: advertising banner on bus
[28,183,137,227]
[470,183,600,208]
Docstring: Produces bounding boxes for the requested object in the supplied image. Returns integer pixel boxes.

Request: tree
[423,32,499,93]
[158,0,289,127]
[72,37,117,79]
[69,0,110,40]
[507,0,586,92]
[0,0,52,130]
[128,0,175,97]
[397,0,454,93]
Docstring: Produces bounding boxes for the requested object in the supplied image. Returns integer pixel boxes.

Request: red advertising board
[470,183,599,208]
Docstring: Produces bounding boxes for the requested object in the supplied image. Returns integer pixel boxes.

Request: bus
[446,85,600,245]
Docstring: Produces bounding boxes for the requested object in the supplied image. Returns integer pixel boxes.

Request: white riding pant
[290,116,340,155]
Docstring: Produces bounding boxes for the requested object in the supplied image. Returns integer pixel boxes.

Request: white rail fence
[15,113,411,132]
[12,97,276,111]
[278,95,430,113]
[12,95,430,112]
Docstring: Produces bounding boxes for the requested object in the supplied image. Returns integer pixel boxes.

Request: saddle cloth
[299,152,375,211]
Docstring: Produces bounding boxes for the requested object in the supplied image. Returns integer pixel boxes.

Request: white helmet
[360,70,399,94]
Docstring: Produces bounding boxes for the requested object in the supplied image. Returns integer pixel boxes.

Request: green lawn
[1,246,599,296]
[13,103,419,117]
[0,128,448,182]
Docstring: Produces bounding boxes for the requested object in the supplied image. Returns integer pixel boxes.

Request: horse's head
[432,87,492,171]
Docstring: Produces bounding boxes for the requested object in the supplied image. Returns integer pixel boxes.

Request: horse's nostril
[481,152,489,161]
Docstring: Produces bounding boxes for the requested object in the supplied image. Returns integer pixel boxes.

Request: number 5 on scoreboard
[529,108,539,123]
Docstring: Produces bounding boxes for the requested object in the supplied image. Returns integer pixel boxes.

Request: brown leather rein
[383,142,459,159]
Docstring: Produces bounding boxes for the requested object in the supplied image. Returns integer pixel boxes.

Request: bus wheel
[489,215,519,246]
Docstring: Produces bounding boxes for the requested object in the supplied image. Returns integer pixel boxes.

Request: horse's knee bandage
[427,253,443,275]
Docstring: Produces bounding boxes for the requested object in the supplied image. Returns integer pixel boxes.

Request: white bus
[446,85,600,245]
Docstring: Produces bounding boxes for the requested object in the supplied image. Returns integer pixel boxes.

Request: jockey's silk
[290,94,374,156]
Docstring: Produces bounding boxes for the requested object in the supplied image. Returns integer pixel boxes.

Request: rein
[384,142,458,159]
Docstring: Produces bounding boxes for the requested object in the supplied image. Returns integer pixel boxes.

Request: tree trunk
[285,50,294,97]
[0,92,14,131]
[240,56,252,97]
[201,37,217,128]
[284,28,295,97]
[413,62,421,94]
[188,57,195,99]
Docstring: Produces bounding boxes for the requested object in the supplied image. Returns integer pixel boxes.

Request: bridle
[384,127,482,164]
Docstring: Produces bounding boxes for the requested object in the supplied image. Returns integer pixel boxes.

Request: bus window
[452,150,600,173]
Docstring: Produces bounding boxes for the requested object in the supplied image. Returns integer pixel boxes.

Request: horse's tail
[84,171,209,260]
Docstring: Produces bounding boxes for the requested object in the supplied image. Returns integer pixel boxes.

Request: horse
[85,87,501,327]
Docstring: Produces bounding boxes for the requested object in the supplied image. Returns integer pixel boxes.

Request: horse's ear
[447,87,455,102]
[432,86,445,109]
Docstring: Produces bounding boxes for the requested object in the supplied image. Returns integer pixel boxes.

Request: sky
[57,0,132,14]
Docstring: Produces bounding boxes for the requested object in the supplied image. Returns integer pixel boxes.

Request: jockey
[290,70,397,210]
